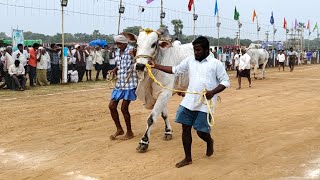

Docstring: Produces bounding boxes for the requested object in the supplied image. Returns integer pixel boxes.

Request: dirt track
[1,65,320,180]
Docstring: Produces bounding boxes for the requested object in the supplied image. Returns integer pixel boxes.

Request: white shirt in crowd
[172,54,230,113]
[239,53,251,70]
[93,50,104,65]
[234,53,240,67]
[70,49,77,64]
[36,52,50,69]
[277,54,286,63]
[12,50,29,67]
[68,70,79,83]
[8,64,25,76]
[1,52,15,71]
[172,40,182,46]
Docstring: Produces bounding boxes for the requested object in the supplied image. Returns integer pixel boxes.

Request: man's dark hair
[17,44,23,48]
[50,43,56,49]
[192,36,209,50]
[14,60,20,66]
[32,43,40,48]
[175,37,179,40]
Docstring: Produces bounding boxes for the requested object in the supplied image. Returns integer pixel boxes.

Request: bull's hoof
[164,134,173,141]
[136,143,149,153]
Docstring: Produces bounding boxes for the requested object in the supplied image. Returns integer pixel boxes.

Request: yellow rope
[145,64,216,127]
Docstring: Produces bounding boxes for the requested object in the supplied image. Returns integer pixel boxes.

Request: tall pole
[193,3,196,40]
[238,20,241,46]
[308,29,310,51]
[256,16,260,43]
[117,0,123,35]
[61,5,67,84]
[273,24,276,67]
[217,12,220,48]
[160,0,163,26]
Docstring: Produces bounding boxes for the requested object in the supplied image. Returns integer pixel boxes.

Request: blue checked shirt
[115,46,138,90]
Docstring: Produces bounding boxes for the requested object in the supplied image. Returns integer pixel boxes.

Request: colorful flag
[188,0,194,11]
[295,19,298,29]
[252,10,257,22]
[270,12,274,25]
[283,18,287,29]
[146,0,154,4]
[307,20,310,30]
[313,23,318,32]
[214,0,218,16]
[234,6,240,21]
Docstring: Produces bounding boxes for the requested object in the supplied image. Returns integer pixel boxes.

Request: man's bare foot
[118,132,134,140]
[249,84,252,88]
[110,130,124,140]
[175,158,192,168]
[206,138,214,157]
[236,87,241,90]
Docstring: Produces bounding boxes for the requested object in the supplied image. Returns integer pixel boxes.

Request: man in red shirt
[28,43,40,87]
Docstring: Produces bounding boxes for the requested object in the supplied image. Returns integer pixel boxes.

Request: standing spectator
[8,60,26,91]
[277,50,286,71]
[108,35,138,140]
[28,43,40,87]
[234,49,240,77]
[102,45,111,80]
[237,49,251,90]
[36,47,50,86]
[48,43,61,84]
[1,46,15,89]
[288,47,298,72]
[85,46,94,81]
[74,45,87,82]
[12,44,29,75]
[109,46,116,70]
[306,50,313,65]
[93,45,104,81]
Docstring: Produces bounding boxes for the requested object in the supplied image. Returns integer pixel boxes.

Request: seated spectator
[8,60,26,91]
[68,65,78,83]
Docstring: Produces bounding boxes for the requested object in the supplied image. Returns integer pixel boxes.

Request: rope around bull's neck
[145,63,216,127]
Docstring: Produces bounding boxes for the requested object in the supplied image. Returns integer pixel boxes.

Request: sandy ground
[0,65,320,180]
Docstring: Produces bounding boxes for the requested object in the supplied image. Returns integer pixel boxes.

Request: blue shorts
[175,106,211,133]
[111,88,137,101]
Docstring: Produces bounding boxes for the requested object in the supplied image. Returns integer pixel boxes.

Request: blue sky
[0,0,319,41]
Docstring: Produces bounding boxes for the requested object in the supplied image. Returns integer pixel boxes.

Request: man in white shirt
[9,60,26,91]
[149,36,230,168]
[68,65,79,83]
[234,49,240,77]
[288,47,298,72]
[277,50,286,71]
[172,38,182,46]
[36,47,50,86]
[1,46,15,89]
[237,48,251,90]
[93,46,104,81]
[12,44,29,74]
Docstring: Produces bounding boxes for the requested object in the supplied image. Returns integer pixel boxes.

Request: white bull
[246,48,269,79]
[124,28,194,152]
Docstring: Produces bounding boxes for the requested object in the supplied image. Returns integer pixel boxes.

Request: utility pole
[192,2,198,40]
[265,31,269,44]
[117,0,125,34]
[160,0,163,26]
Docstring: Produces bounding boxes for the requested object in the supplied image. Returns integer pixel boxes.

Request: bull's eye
[151,43,157,49]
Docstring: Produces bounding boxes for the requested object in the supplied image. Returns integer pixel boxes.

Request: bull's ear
[121,32,137,42]
[159,40,172,49]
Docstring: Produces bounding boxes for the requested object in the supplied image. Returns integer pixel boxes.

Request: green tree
[123,26,142,35]
[171,19,183,37]
[0,32,9,39]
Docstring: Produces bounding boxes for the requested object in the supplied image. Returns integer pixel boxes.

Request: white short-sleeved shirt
[172,54,230,113]
[277,54,286,62]
[239,53,251,70]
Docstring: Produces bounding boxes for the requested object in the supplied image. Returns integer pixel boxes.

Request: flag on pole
[270,12,274,25]
[214,0,218,16]
[252,10,257,22]
[307,20,310,30]
[313,23,318,32]
[146,0,154,4]
[295,19,298,29]
[283,18,287,29]
[188,0,194,11]
[234,6,240,21]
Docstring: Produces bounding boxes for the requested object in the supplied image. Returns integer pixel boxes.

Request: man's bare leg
[118,100,134,140]
[176,124,193,168]
[109,100,124,140]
